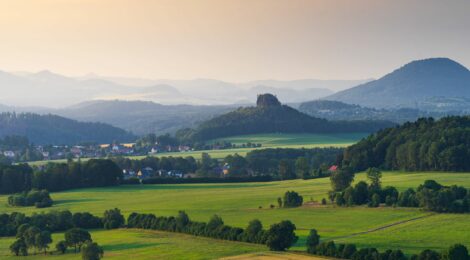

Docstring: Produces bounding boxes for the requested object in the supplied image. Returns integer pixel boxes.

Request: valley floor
[1,171,469,258]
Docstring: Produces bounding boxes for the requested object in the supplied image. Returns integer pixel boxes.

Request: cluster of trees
[306,228,470,260]
[331,168,395,207]
[279,191,303,208]
[330,168,470,213]
[127,212,298,251]
[0,209,113,238]
[343,117,470,172]
[244,148,342,178]
[8,189,53,208]
[10,225,103,259]
[0,159,121,194]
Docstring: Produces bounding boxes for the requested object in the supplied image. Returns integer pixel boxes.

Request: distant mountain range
[298,100,465,123]
[177,94,395,142]
[0,70,369,107]
[325,58,470,110]
[0,112,135,145]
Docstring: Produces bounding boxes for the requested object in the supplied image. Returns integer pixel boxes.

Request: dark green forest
[0,112,135,145]
[342,116,470,171]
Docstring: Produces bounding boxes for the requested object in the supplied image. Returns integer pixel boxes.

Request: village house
[137,167,155,179]
[3,151,15,158]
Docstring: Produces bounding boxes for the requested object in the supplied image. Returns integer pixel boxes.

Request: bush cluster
[8,189,53,208]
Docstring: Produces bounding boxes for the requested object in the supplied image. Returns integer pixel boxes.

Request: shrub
[283,191,303,208]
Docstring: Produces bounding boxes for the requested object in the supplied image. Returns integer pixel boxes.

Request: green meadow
[1,171,470,258]
[0,229,264,260]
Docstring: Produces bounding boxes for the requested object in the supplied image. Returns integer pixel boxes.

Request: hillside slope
[343,116,470,171]
[0,112,135,144]
[53,100,237,135]
[179,94,395,141]
[325,58,470,109]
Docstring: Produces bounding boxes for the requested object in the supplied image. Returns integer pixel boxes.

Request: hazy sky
[0,0,469,81]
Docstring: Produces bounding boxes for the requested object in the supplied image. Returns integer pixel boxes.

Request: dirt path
[327,213,434,241]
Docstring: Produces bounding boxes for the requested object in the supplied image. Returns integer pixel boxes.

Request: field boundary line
[327,213,435,240]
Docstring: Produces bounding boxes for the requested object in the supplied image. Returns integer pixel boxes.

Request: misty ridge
[1,57,470,137]
[0,70,370,108]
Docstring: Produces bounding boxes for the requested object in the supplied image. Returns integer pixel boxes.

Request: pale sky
[0,0,469,81]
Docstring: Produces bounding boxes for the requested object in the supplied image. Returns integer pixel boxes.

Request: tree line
[127,212,298,251]
[342,116,470,172]
[305,228,469,260]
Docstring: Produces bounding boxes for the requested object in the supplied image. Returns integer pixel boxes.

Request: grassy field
[27,133,365,166]
[1,171,470,257]
[0,229,264,260]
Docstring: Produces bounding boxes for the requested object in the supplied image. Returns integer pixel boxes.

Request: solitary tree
[306,229,320,254]
[265,220,298,251]
[65,228,91,252]
[367,167,382,191]
[103,208,125,229]
[330,167,355,192]
[245,219,263,243]
[35,231,52,255]
[81,241,104,260]
[10,238,28,256]
[283,191,303,208]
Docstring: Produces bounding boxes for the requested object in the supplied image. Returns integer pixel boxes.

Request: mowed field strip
[1,171,469,257]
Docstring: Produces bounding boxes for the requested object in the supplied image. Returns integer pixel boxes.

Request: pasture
[1,171,470,257]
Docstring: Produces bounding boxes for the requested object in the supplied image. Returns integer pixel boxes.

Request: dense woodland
[0,112,135,145]
[175,94,395,142]
[0,159,121,194]
[342,116,470,171]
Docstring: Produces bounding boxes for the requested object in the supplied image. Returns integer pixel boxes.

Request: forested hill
[177,94,395,141]
[342,116,470,172]
[325,58,470,109]
[0,112,136,145]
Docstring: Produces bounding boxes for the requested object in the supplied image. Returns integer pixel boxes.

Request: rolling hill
[51,100,237,135]
[0,112,135,145]
[325,58,470,109]
[177,94,395,141]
